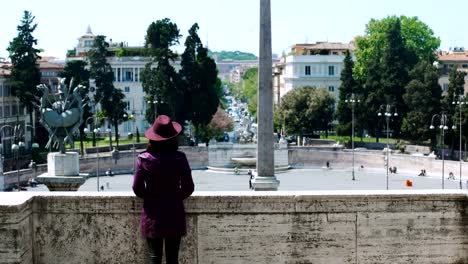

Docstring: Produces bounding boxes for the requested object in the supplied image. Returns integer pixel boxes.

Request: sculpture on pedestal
[35,79,87,191]
[37,78,84,153]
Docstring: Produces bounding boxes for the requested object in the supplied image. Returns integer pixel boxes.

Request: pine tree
[7,10,41,147]
[88,35,127,146]
[380,18,409,137]
[180,23,220,139]
[335,50,358,137]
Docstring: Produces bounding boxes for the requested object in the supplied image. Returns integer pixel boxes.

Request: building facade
[437,48,468,94]
[0,61,30,164]
[278,42,355,102]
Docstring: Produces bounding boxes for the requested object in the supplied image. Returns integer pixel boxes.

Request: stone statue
[37,78,85,154]
[237,115,255,143]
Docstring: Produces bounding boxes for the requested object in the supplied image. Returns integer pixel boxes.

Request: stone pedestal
[36,152,86,191]
[251,174,280,191]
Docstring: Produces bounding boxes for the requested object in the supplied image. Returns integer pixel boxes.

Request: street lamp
[345,93,360,181]
[93,127,101,191]
[147,97,163,119]
[106,128,112,152]
[452,95,465,189]
[378,105,398,190]
[430,114,453,189]
[12,141,24,191]
[124,113,136,173]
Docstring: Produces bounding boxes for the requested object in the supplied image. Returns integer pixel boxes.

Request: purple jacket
[132,150,194,238]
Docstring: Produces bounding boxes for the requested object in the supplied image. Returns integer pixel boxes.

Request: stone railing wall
[0,191,467,263]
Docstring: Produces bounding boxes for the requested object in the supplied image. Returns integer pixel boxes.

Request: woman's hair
[147,137,179,153]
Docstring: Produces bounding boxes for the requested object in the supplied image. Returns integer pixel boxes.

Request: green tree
[278,86,335,136]
[59,60,91,154]
[401,61,441,143]
[7,10,41,147]
[379,18,408,137]
[354,15,440,81]
[362,52,383,141]
[180,23,220,136]
[88,35,127,146]
[141,18,181,123]
[335,50,361,137]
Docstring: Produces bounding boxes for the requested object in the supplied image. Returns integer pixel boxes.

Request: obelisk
[252,0,280,191]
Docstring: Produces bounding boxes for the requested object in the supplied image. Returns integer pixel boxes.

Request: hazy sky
[1,0,466,60]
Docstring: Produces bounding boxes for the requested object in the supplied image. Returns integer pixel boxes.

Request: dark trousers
[146,237,181,264]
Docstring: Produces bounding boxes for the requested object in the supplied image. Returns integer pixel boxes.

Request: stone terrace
[1,191,467,263]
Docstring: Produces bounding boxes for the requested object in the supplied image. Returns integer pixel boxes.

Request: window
[84,40,94,47]
[11,103,17,116]
[4,104,10,117]
[463,64,468,68]
[328,66,335,76]
[328,86,335,92]
[123,68,133,82]
[124,87,130,93]
[135,69,139,82]
[305,66,311,76]
[117,69,121,82]
[4,85,10,96]
[125,101,131,110]
[443,83,449,92]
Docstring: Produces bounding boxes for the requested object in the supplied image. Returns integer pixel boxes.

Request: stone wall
[0,191,467,263]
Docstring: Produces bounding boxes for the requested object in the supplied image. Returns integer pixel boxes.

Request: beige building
[437,47,468,94]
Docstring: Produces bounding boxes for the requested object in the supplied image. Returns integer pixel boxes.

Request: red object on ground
[406,180,413,187]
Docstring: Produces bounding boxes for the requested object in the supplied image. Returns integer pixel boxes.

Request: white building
[278,42,355,102]
[67,26,181,136]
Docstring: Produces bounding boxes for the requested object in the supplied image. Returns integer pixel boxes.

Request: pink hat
[145,115,182,141]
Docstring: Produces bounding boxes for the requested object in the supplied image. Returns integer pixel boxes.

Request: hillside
[209,50,257,61]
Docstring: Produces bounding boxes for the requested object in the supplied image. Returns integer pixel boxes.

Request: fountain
[35,79,87,191]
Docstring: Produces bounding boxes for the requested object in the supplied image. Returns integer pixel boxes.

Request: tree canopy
[141,18,181,122]
[354,15,440,81]
[401,61,441,142]
[180,23,220,131]
[278,86,335,136]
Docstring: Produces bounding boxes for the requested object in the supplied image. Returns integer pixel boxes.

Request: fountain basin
[231,157,256,167]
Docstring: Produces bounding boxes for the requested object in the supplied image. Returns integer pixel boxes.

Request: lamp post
[345,94,360,181]
[430,114,453,189]
[12,141,24,191]
[148,97,163,119]
[452,95,465,189]
[106,128,112,152]
[124,113,136,173]
[378,105,398,190]
[94,127,100,191]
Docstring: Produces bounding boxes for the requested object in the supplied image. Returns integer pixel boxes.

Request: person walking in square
[133,115,195,264]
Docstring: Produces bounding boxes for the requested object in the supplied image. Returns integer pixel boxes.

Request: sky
[1,0,467,60]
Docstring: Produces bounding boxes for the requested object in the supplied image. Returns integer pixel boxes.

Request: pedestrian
[326,161,330,169]
[133,115,195,264]
[248,170,254,189]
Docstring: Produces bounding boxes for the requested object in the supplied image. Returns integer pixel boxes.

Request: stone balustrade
[0,191,467,263]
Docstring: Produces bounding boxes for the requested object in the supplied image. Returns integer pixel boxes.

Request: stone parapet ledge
[0,191,467,264]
